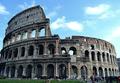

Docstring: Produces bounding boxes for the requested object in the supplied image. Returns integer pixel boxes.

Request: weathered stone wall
[0,5,119,79]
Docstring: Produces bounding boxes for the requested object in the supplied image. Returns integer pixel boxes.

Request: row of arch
[93,66,118,77]
[4,28,45,47]
[84,50,116,64]
[5,64,67,79]
[0,64,118,79]
[3,44,56,59]
[1,45,117,67]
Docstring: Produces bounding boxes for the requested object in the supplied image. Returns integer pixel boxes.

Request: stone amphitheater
[0,5,119,79]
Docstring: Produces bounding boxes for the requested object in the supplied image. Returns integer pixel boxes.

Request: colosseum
[0,5,119,79]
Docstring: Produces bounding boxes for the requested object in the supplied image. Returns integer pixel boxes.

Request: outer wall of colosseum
[0,6,119,79]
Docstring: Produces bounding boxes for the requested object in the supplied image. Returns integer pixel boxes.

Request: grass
[0,79,85,83]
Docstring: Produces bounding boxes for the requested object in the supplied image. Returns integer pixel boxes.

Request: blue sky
[0,0,120,57]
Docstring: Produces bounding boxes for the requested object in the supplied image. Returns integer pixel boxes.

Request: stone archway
[17,65,23,78]
[71,65,78,79]
[36,64,42,78]
[109,68,111,76]
[6,66,10,77]
[59,64,67,79]
[105,68,108,77]
[93,66,97,76]
[26,65,32,78]
[47,64,54,78]
[48,44,55,55]
[99,67,103,77]
[81,66,88,80]
[11,66,15,78]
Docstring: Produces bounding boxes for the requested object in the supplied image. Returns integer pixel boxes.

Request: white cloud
[0,4,9,15]
[85,4,110,15]
[105,26,120,41]
[51,16,83,32]
[18,0,36,10]
[85,4,120,20]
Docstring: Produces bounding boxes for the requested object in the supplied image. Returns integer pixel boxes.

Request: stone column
[55,63,58,77]
[102,68,105,77]
[8,67,11,78]
[68,62,71,79]
[22,66,26,77]
[4,66,6,77]
[25,46,28,58]
[15,67,18,78]
[35,28,39,38]
[89,51,92,62]
[32,66,36,78]
[100,53,103,63]
[55,40,59,55]
[45,23,50,37]
[95,51,97,62]
[27,30,31,39]
[17,47,21,59]
[77,67,81,79]
[42,63,46,77]
[34,45,38,58]
[97,67,99,77]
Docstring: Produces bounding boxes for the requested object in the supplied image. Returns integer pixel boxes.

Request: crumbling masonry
[0,6,119,79]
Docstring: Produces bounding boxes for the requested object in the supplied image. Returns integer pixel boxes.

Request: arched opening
[102,52,105,62]
[105,68,108,77]
[11,66,15,78]
[99,67,103,77]
[31,30,36,38]
[69,47,77,55]
[5,51,8,59]
[48,44,55,55]
[22,32,27,39]
[59,64,67,79]
[36,64,42,78]
[6,66,10,77]
[71,65,78,79]
[91,45,95,50]
[21,47,25,57]
[26,65,32,78]
[81,66,88,80]
[85,50,89,58]
[47,64,54,78]
[112,69,114,76]
[91,51,95,61]
[28,45,34,56]
[17,65,23,78]
[93,66,97,76]
[8,50,12,59]
[110,55,112,63]
[97,51,101,61]
[107,53,109,62]
[39,28,45,37]
[61,47,67,54]
[12,36,15,43]
[14,48,18,58]
[38,45,44,55]
[109,68,111,76]
[16,34,21,41]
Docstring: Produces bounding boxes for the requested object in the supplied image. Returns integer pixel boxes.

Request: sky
[0,0,120,57]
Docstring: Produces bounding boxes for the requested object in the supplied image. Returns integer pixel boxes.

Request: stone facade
[117,58,120,75]
[0,5,119,79]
